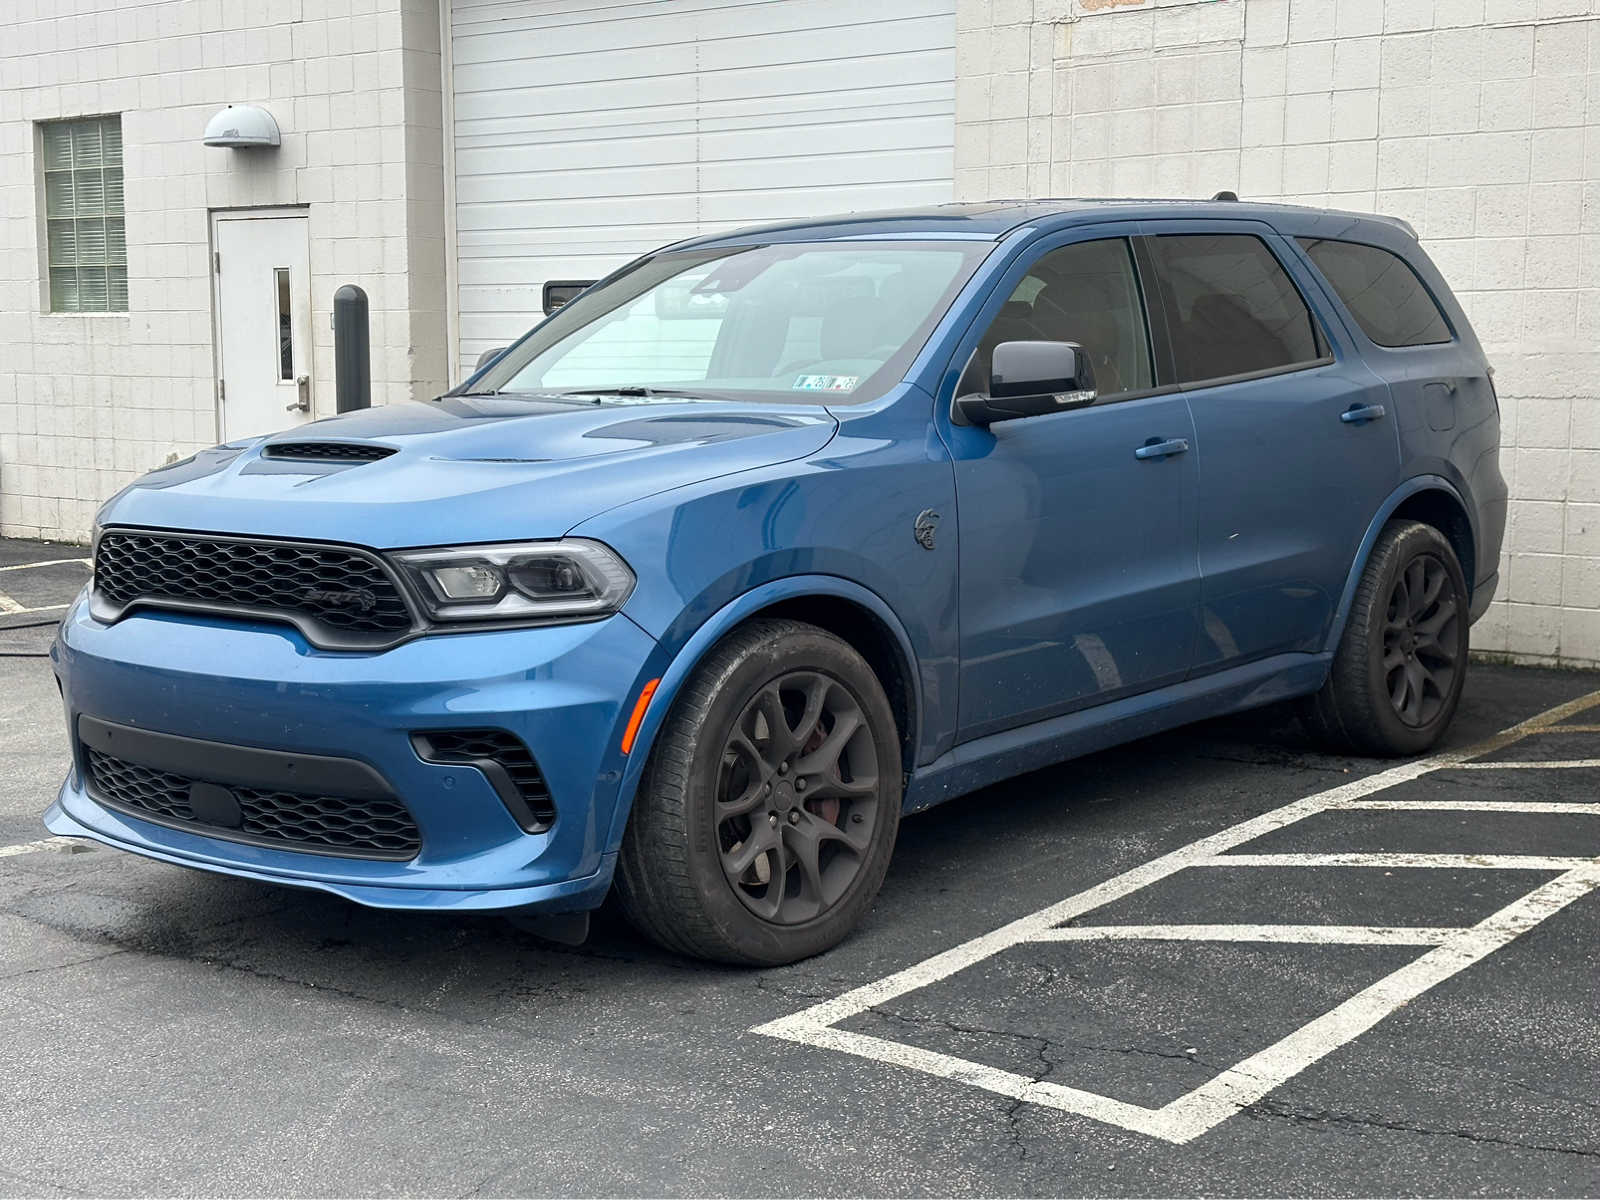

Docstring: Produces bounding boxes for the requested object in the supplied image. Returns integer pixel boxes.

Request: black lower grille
[93,530,415,648]
[412,729,556,831]
[85,747,421,859]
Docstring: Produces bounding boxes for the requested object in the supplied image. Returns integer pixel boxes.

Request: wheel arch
[604,576,922,852]
[1325,475,1477,656]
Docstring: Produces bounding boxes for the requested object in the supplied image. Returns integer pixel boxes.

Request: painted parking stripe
[1028,924,1459,945]
[1453,758,1600,770]
[0,837,83,859]
[0,558,91,572]
[1197,852,1594,870]
[1347,799,1600,815]
[753,687,1600,1143]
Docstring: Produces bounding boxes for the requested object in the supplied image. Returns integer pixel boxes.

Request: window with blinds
[41,115,126,313]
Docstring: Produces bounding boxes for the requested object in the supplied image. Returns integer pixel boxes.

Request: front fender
[1323,473,1475,655]
[602,574,922,853]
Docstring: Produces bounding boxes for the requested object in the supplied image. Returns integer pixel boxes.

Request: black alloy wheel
[714,671,882,925]
[1300,519,1471,757]
[1382,552,1462,728]
[616,618,901,965]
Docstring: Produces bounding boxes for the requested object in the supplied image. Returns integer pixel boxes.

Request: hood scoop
[261,441,397,464]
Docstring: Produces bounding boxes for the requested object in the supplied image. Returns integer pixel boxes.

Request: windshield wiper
[558,386,729,401]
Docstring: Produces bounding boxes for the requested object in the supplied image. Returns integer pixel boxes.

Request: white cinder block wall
[0,0,448,541]
[955,0,1600,667]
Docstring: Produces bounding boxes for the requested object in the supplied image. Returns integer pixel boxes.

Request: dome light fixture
[203,104,281,149]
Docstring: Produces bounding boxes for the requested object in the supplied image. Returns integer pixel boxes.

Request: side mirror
[955,340,1097,426]
[474,346,507,372]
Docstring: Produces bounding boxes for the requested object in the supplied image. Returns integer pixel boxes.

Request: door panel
[214,212,312,440]
[1137,222,1400,670]
[942,231,1201,742]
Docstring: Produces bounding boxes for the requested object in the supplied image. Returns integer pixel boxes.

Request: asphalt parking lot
[0,537,1597,1197]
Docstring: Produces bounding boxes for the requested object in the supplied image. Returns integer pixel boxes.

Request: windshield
[474,241,990,405]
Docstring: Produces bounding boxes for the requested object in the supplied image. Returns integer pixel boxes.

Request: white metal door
[448,0,957,375]
[213,211,312,440]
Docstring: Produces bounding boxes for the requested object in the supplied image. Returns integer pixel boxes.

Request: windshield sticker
[793,374,860,392]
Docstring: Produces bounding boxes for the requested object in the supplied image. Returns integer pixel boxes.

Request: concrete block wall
[955,0,1600,667]
[0,0,448,541]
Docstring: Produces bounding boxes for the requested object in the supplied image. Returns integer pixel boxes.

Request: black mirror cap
[543,279,596,316]
[957,340,1098,425]
[474,346,507,372]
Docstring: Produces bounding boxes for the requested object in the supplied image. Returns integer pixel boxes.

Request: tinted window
[1146,234,1322,384]
[1298,237,1452,347]
[960,238,1153,398]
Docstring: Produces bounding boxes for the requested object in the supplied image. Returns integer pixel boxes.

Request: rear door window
[1298,237,1453,347]
[1144,234,1323,385]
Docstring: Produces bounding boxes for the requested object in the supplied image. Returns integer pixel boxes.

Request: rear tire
[1300,520,1470,757]
[616,618,901,965]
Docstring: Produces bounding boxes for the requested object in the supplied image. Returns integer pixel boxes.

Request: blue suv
[49,200,1505,964]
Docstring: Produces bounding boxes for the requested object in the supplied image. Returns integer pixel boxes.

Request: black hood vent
[262,442,397,463]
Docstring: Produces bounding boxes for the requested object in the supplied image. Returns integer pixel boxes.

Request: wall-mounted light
[203,104,281,149]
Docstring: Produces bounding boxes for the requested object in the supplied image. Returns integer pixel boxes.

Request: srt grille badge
[914,509,940,551]
[304,586,378,613]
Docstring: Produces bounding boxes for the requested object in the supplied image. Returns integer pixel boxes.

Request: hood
[100,395,839,548]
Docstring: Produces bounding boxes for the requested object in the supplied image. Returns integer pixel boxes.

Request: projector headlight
[390,539,635,624]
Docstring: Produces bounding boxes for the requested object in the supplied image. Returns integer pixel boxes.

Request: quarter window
[41,115,127,313]
[1145,234,1321,385]
[1298,238,1452,348]
[961,238,1153,398]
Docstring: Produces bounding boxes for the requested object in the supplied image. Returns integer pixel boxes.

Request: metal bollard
[332,284,371,413]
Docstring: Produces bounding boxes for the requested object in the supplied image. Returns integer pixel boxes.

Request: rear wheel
[1301,520,1470,756]
[616,619,901,965]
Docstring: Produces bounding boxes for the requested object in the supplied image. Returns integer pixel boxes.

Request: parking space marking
[1454,758,1600,769]
[1346,799,1600,815]
[0,558,91,572]
[753,687,1600,1144]
[0,836,83,859]
[1198,852,1594,869]
[1028,924,1458,945]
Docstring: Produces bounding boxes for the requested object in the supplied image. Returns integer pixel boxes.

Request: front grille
[412,728,556,831]
[93,530,415,646]
[85,747,421,859]
[262,442,397,463]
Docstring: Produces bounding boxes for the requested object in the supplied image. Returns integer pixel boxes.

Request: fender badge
[914,509,940,551]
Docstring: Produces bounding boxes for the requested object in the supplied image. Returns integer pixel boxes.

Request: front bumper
[49,595,661,912]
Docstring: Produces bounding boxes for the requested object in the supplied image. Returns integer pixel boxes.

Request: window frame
[37,113,128,315]
[1136,229,1334,394]
[951,231,1172,414]
[1294,236,1456,350]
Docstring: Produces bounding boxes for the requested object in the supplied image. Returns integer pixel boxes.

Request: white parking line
[0,558,91,572]
[753,687,1600,1144]
[1454,759,1600,770]
[1198,852,1594,870]
[1028,924,1458,945]
[0,836,82,859]
[1346,799,1600,815]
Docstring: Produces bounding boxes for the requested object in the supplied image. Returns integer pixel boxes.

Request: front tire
[616,618,902,965]
[1301,520,1470,756]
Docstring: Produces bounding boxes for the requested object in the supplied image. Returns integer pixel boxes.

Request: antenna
[1212,190,1239,202]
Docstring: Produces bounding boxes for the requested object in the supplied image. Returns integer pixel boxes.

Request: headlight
[389,539,635,624]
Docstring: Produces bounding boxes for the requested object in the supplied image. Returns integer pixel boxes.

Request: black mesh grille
[262,442,397,462]
[413,728,556,829]
[94,531,414,642]
[85,747,421,859]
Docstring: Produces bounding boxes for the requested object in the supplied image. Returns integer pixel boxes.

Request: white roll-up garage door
[448,0,956,373]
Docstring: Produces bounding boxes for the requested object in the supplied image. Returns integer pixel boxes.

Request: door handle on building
[287,374,310,413]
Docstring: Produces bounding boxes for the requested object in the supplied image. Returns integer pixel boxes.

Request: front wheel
[1301,520,1471,756]
[616,618,901,965]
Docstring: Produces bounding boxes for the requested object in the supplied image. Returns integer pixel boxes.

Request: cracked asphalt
[0,536,1597,1196]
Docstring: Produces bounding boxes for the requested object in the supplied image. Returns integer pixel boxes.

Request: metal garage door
[447,0,957,374]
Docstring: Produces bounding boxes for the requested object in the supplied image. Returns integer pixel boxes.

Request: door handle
[287,374,310,413]
[1340,403,1386,424]
[1135,437,1190,460]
